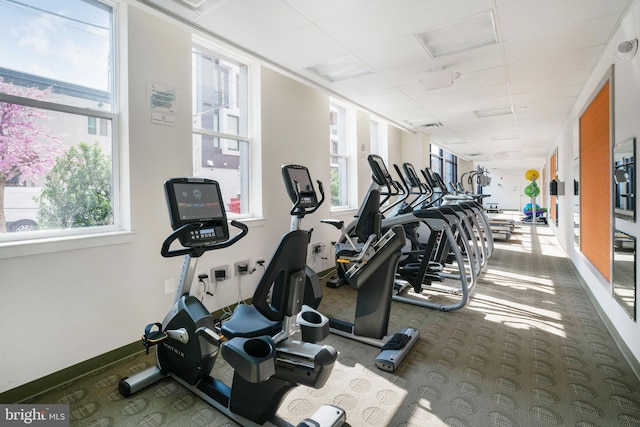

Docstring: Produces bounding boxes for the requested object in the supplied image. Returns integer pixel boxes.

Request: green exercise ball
[524,182,540,197]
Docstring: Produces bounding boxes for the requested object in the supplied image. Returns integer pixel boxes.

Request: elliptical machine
[281,164,420,372]
[280,164,326,309]
[118,177,346,427]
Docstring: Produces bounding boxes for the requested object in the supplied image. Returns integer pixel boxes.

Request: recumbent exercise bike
[118,177,346,427]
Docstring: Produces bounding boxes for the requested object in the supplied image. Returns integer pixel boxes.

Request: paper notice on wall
[148,82,178,114]
[152,112,176,126]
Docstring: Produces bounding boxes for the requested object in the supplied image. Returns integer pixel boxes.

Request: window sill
[226,216,265,228]
[330,207,358,217]
[0,231,135,260]
[0,218,265,260]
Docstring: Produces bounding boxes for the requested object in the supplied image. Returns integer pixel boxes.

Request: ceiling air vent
[306,55,372,83]
[418,122,444,129]
[144,0,227,19]
[175,0,224,10]
[416,11,498,58]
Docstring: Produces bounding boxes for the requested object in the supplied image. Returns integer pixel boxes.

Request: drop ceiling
[141,0,633,170]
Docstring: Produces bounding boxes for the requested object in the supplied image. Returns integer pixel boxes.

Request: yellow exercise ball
[525,169,540,181]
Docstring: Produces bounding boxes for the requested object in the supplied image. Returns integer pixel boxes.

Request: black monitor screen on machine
[368,155,392,184]
[164,178,229,246]
[282,165,318,208]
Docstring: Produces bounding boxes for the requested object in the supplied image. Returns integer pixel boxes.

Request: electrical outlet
[164,278,176,295]
[211,265,230,281]
[311,242,323,254]
[235,259,250,275]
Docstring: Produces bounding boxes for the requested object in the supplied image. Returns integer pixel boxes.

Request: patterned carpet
[27,222,640,426]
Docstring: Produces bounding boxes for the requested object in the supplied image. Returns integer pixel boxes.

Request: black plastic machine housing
[164,177,229,248]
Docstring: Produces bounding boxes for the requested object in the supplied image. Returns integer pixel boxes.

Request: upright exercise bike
[118,177,346,427]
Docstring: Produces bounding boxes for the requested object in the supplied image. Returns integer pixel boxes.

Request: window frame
[0,0,129,258]
[430,143,458,191]
[88,116,98,135]
[329,98,356,210]
[191,36,258,220]
[370,116,388,165]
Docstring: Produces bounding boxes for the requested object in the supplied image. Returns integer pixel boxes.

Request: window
[329,99,353,208]
[0,0,117,239]
[430,144,457,192]
[192,43,250,216]
[99,118,109,136]
[444,151,458,192]
[370,118,388,164]
[88,117,97,135]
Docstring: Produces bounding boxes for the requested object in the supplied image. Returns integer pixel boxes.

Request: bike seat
[221,304,282,339]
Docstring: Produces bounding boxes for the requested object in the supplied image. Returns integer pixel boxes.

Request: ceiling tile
[150,0,635,169]
[194,0,309,47]
[283,0,370,22]
[497,0,630,41]
[255,25,348,69]
[503,14,622,64]
[507,45,604,81]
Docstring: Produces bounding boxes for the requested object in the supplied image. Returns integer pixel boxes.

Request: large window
[329,100,353,208]
[370,117,388,164]
[192,42,250,216]
[430,144,458,192]
[0,0,116,239]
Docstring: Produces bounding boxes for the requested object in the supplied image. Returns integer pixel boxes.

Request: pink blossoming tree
[0,78,61,232]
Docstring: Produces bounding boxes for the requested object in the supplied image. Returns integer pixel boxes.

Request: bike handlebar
[160,220,249,258]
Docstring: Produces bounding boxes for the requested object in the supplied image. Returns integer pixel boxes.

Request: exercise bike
[118,177,346,427]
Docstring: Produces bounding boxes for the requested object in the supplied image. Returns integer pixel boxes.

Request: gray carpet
[27,222,640,426]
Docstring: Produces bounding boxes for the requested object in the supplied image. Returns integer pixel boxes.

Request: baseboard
[316,267,337,281]
[569,261,640,381]
[0,341,142,404]
[0,304,247,404]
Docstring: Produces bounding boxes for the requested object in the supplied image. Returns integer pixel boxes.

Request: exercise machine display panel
[368,154,393,185]
[402,163,422,188]
[282,164,319,209]
[164,178,229,246]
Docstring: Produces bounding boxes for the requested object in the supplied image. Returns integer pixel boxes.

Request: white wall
[481,169,531,211]
[259,66,336,273]
[0,3,427,394]
[550,0,640,369]
[457,159,474,184]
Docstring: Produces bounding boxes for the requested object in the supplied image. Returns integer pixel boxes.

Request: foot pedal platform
[326,276,344,288]
[374,327,420,372]
[297,404,346,427]
[142,322,168,355]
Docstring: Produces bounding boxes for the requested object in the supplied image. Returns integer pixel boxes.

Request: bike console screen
[282,164,318,209]
[164,178,229,247]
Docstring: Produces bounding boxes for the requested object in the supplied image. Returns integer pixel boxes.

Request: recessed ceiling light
[419,68,461,90]
[416,11,498,58]
[474,106,514,118]
[306,55,372,83]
